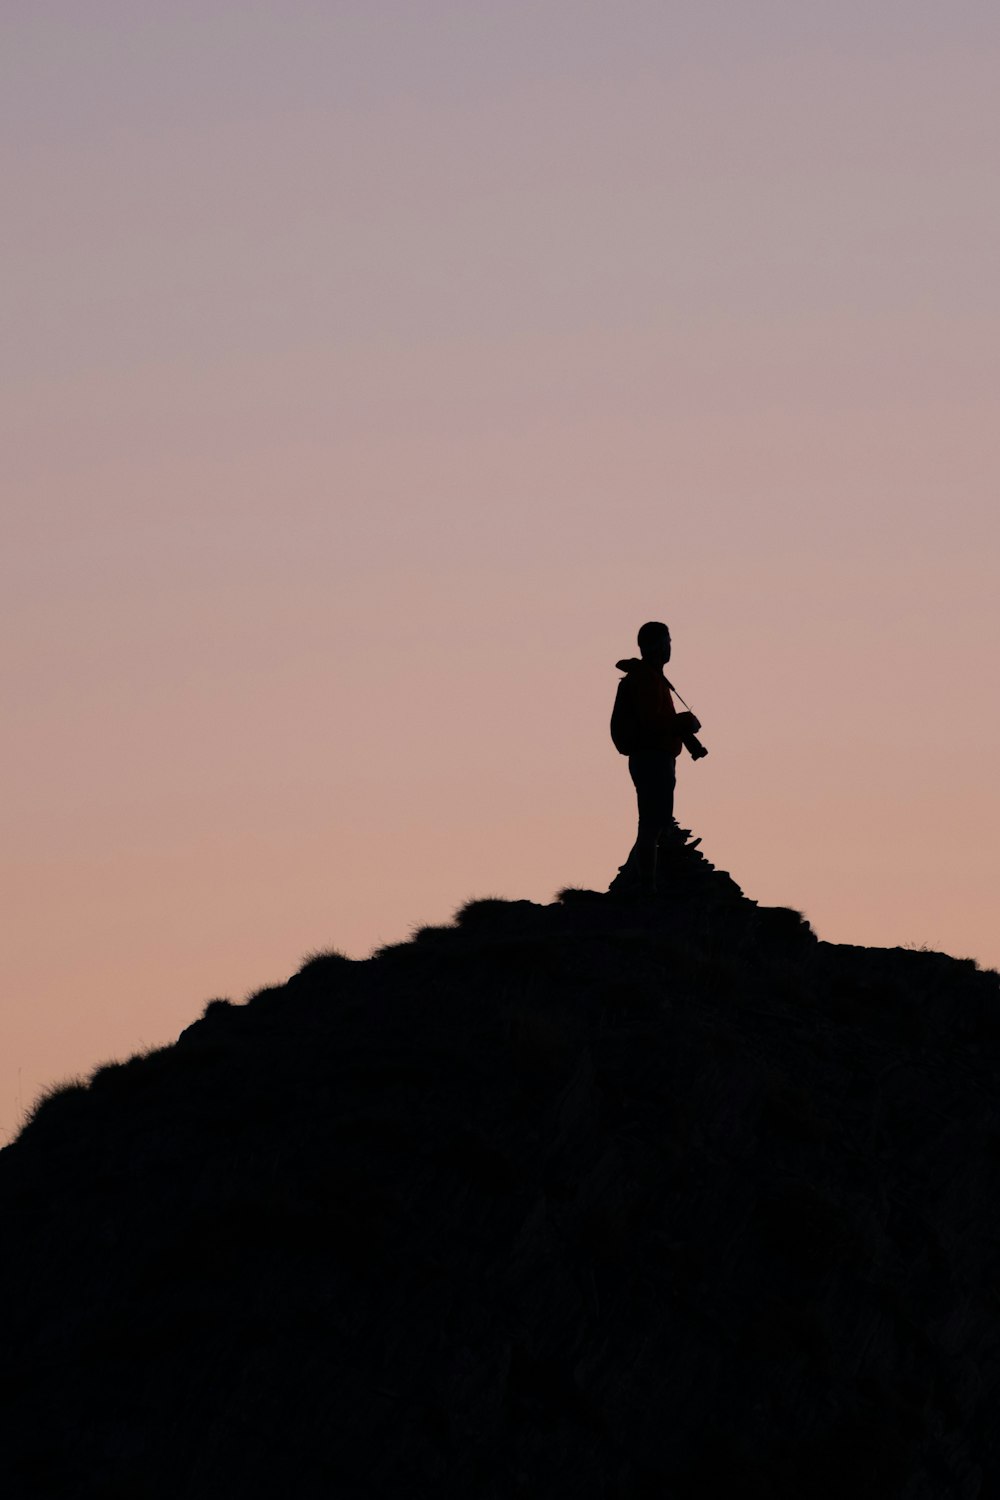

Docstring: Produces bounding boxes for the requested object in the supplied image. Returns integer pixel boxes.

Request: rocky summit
[2,839,999,1499]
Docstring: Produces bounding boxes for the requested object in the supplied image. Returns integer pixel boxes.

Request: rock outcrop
[1,845,998,1498]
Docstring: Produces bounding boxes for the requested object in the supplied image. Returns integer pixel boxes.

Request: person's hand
[676,710,701,735]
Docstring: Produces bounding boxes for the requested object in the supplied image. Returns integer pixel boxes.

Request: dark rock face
[1,859,999,1499]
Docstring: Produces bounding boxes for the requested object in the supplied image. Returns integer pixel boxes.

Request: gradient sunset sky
[4,1,999,1142]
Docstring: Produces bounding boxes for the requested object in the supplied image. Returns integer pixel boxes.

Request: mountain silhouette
[2,837,998,1499]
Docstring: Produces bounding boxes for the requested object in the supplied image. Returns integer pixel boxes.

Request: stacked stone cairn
[607,820,747,905]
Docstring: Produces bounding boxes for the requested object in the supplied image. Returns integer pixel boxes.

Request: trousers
[628,749,677,843]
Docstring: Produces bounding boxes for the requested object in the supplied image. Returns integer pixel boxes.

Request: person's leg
[627,752,676,893]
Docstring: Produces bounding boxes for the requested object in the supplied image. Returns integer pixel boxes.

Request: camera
[677,711,708,760]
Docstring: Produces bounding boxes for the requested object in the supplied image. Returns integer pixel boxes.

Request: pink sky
[4,1,999,1142]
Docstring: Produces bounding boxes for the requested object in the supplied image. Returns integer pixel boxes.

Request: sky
[3,1,998,1143]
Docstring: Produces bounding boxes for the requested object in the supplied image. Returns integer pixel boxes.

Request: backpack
[610,676,637,755]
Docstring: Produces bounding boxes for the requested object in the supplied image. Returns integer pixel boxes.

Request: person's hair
[637,620,670,657]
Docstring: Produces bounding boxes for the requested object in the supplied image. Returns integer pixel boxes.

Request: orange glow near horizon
[3,3,999,1142]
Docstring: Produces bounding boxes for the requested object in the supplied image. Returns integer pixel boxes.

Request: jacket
[610,658,682,756]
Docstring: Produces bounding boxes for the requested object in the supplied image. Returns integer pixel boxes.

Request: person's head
[637,620,671,664]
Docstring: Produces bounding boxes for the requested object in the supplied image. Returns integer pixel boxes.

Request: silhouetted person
[611,621,703,896]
